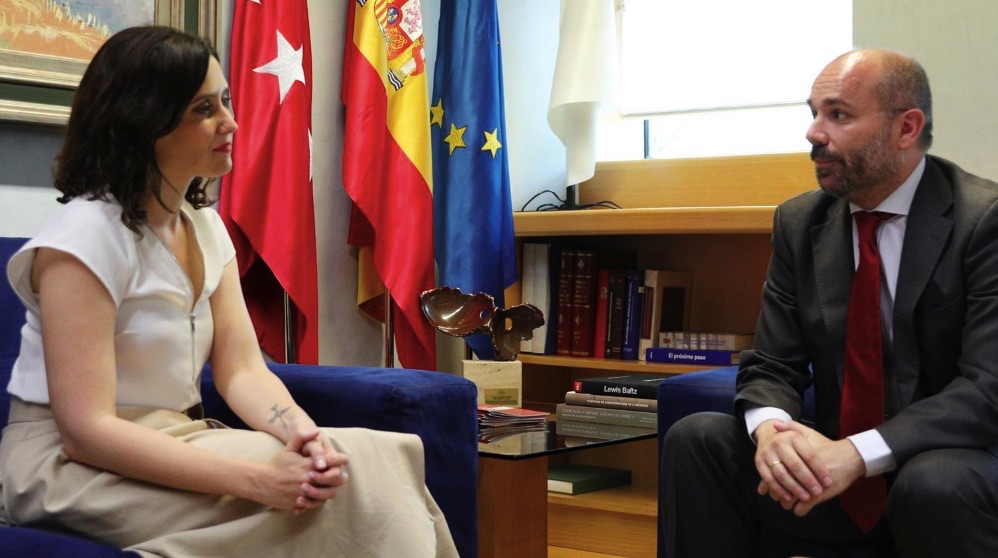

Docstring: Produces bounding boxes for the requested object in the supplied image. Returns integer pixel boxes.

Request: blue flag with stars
[431,0,518,360]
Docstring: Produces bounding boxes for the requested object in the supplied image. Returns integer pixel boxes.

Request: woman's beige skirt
[0,399,458,558]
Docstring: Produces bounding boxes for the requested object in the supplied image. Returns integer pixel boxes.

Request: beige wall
[854,0,998,180]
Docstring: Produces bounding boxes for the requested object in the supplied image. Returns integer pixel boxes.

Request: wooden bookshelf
[511,153,816,557]
[514,206,776,237]
[518,353,712,374]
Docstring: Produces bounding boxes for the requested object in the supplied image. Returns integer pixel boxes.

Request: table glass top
[478,419,657,460]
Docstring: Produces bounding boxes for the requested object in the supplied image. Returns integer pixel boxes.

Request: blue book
[620,269,644,360]
[644,348,740,366]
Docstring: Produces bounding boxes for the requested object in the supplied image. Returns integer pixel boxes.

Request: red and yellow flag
[219,0,318,364]
[341,0,435,370]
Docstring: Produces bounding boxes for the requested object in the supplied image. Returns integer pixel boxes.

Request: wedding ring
[769,460,782,468]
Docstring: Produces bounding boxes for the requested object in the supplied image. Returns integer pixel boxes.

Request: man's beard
[811,126,901,201]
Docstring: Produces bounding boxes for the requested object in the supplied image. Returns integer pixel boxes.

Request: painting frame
[0,0,218,125]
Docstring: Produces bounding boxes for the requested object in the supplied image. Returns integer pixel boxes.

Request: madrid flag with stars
[341,0,436,370]
[219,0,319,364]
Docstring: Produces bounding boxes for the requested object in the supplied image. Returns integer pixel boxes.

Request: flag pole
[384,292,395,368]
[283,292,296,364]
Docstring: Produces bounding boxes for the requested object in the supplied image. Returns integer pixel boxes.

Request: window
[597,0,852,160]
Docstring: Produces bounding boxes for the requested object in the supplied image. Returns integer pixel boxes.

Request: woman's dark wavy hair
[54,26,219,232]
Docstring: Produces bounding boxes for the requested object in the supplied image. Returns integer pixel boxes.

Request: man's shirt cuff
[744,406,792,440]
[847,429,896,476]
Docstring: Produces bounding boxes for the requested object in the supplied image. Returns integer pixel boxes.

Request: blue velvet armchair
[0,237,479,558]
[656,366,897,558]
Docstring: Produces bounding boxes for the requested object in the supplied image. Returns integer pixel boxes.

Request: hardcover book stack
[519,242,693,361]
[477,404,547,443]
[555,373,670,440]
[645,331,755,365]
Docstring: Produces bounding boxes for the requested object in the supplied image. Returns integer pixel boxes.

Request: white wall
[0,185,61,237]
[496,0,567,212]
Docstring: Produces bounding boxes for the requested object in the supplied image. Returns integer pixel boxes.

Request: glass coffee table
[476,420,657,558]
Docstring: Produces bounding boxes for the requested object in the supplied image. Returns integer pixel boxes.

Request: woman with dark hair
[0,26,457,558]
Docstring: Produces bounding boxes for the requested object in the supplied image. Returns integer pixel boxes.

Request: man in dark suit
[662,49,998,557]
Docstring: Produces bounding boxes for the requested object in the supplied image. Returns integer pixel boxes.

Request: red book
[592,268,611,359]
[555,248,576,356]
[570,250,596,357]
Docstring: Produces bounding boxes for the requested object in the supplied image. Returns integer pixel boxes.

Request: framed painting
[0,0,218,125]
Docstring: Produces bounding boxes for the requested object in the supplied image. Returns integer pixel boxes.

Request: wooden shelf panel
[518,353,717,375]
[513,206,776,237]
[548,485,657,516]
[548,485,657,558]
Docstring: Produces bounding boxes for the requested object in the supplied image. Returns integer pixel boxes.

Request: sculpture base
[461,360,522,407]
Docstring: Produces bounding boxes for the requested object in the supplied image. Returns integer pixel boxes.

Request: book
[520,242,537,354]
[638,270,693,360]
[534,243,552,354]
[604,270,627,359]
[547,464,632,495]
[620,269,644,360]
[659,331,754,351]
[477,404,548,427]
[543,243,561,354]
[591,268,611,359]
[479,422,548,444]
[570,249,597,357]
[556,419,657,441]
[644,347,741,366]
[574,373,673,400]
[555,403,658,428]
[555,247,576,356]
[659,280,692,333]
[519,242,552,354]
[563,390,658,413]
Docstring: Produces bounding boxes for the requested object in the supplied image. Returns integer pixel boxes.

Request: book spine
[621,269,644,360]
[658,332,755,351]
[570,250,596,357]
[605,270,627,359]
[563,390,658,412]
[556,403,658,428]
[520,242,537,353]
[556,419,657,440]
[591,268,610,359]
[555,248,575,356]
[637,270,657,361]
[659,331,755,351]
[542,244,560,354]
[573,376,660,399]
[644,348,740,366]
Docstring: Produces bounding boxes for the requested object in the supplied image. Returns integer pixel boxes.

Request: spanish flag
[341,0,435,371]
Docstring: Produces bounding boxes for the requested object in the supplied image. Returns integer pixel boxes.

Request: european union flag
[431,0,518,360]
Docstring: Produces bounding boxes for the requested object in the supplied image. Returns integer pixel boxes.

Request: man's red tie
[839,211,894,533]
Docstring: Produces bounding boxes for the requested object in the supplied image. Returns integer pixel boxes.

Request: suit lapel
[811,199,854,385]
[894,159,953,405]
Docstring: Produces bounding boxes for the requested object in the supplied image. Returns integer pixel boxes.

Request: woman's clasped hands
[257,430,349,515]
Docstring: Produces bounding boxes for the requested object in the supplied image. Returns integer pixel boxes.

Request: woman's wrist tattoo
[268,404,291,430]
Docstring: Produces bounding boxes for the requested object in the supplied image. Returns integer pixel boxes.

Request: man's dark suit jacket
[735,155,998,466]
